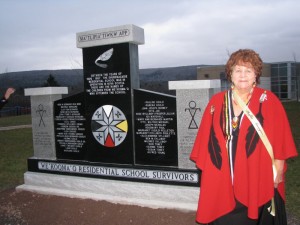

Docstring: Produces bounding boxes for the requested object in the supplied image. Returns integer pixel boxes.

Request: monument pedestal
[17,171,199,211]
[169,80,221,169]
[25,87,68,159]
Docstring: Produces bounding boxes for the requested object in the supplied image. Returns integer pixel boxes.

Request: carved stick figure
[36,104,46,127]
[185,101,201,129]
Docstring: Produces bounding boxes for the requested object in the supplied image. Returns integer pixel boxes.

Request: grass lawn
[0,128,33,191]
[0,114,31,127]
[282,101,300,217]
[0,115,33,190]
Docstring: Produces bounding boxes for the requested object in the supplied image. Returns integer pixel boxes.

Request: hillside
[0,69,84,94]
[0,65,203,98]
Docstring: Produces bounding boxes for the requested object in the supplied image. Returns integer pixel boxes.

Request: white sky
[1,0,300,73]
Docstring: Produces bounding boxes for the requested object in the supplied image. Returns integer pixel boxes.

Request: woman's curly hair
[225,49,263,84]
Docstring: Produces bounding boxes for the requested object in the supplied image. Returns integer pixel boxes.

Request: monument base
[17,172,199,211]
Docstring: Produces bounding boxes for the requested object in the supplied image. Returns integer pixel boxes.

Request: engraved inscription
[86,72,129,95]
[135,100,176,155]
[55,103,86,153]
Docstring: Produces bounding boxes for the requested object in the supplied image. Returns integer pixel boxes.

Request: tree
[43,74,60,87]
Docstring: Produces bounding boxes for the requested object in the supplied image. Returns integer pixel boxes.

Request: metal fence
[0,106,31,117]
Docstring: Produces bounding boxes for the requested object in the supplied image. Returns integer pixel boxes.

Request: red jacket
[190,87,298,223]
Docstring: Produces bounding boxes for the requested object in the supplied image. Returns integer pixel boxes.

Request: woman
[190,49,298,225]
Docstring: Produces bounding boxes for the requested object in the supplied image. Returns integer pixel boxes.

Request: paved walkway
[0,124,32,131]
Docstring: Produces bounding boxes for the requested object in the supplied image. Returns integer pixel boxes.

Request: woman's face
[231,64,256,92]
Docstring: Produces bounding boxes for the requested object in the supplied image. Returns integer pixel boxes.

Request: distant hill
[140,65,200,81]
[0,69,84,107]
[140,65,202,94]
[0,69,84,94]
[0,65,204,106]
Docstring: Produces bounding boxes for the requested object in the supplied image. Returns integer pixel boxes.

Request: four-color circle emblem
[91,105,128,147]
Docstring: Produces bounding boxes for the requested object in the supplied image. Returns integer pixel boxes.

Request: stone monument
[18,24,221,211]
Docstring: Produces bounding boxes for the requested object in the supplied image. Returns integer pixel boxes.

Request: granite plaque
[54,93,87,160]
[176,89,215,169]
[134,89,177,167]
[31,96,54,158]
[76,24,145,48]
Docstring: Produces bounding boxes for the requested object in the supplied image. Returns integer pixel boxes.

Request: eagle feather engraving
[95,48,114,68]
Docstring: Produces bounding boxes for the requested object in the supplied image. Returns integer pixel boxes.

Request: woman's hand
[274,159,285,188]
[4,88,15,100]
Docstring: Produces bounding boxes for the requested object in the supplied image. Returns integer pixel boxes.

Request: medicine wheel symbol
[91,105,128,147]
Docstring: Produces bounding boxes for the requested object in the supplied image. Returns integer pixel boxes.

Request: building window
[270,62,298,100]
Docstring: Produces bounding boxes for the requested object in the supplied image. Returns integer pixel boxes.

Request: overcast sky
[1,0,300,73]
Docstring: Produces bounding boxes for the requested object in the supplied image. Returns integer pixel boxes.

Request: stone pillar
[25,87,68,159]
[168,80,220,169]
[76,24,145,164]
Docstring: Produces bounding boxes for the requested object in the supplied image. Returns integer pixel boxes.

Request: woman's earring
[231,83,235,90]
[253,81,256,88]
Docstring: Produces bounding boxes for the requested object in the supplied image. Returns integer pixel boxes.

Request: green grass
[282,101,300,217]
[283,101,300,144]
[0,115,33,191]
[286,156,300,217]
[0,128,33,191]
[0,114,31,127]
[0,102,299,218]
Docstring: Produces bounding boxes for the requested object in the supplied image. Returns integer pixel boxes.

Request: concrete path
[0,124,32,131]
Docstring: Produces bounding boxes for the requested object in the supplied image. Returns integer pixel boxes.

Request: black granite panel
[134,89,178,167]
[54,92,87,160]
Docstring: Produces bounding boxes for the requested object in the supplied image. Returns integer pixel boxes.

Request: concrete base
[17,172,199,212]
